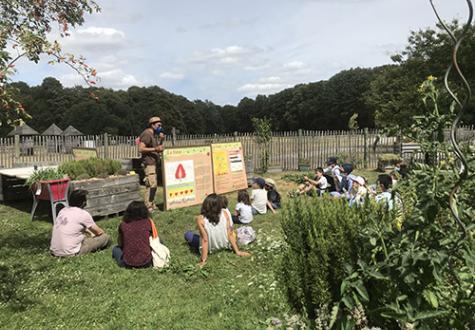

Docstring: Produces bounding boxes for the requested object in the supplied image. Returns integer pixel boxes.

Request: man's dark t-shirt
[139,129,159,166]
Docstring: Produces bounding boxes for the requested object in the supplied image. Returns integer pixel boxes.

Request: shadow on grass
[1,199,54,224]
[0,264,36,311]
[0,230,51,254]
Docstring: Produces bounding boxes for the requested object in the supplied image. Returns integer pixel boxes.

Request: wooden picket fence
[1,126,474,170]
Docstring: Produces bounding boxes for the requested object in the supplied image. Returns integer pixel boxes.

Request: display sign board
[162,146,214,210]
[72,147,98,160]
[211,142,248,194]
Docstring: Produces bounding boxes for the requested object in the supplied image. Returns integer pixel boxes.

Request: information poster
[162,146,214,210]
[72,147,98,160]
[211,142,248,194]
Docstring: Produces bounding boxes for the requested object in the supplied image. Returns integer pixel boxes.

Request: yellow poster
[213,150,229,176]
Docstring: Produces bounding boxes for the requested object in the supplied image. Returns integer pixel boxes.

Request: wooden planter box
[71,174,141,217]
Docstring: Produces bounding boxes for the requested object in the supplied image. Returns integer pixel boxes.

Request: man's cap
[148,116,161,125]
[253,177,266,188]
[327,157,337,165]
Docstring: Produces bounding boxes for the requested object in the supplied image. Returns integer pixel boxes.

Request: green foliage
[281,172,314,184]
[331,79,475,329]
[25,168,65,188]
[279,197,366,320]
[58,158,122,180]
[252,117,272,172]
[0,0,99,126]
[377,153,401,163]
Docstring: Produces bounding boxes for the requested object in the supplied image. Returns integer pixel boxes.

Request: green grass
[0,170,379,329]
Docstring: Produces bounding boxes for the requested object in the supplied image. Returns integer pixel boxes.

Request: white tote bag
[149,220,170,268]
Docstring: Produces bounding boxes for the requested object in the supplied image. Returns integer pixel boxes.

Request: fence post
[363,127,369,169]
[233,131,238,142]
[103,133,109,159]
[14,134,20,163]
[298,129,303,163]
[171,127,177,146]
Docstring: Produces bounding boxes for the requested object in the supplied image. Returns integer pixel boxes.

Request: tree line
[3,21,474,137]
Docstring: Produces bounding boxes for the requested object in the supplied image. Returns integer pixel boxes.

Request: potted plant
[298,158,311,172]
[26,168,69,201]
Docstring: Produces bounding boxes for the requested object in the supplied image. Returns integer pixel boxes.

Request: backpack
[237,226,256,245]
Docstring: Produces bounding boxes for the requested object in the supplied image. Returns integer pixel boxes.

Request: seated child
[330,163,354,199]
[349,176,368,207]
[184,194,251,267]
[265,178,281,210]
[233,190,253,224]
[251,177,271,215]
[296,167,328,196]
[112,201,154,268]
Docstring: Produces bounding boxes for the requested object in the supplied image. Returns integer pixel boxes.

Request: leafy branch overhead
[0,0,100,126]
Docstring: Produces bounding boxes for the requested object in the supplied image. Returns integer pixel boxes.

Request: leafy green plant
[281,172,313,184]
[59,158,122,180]
[377,153,401,163]
[25,168,66,189]
[252,117,272,173]
[279,197,367,321]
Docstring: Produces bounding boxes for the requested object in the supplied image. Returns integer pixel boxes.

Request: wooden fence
[1,126,474,170]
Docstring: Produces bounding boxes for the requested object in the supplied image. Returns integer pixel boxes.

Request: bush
[377,153,401,163]
[279,197,368,320]
[59,158,122,180]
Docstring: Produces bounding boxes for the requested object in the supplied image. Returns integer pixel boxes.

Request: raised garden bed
[71,174,141,217]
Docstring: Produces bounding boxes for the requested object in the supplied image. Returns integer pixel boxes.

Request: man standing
[139,116,165,211]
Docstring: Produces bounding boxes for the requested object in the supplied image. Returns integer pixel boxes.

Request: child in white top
[233,190,253,224]
[349,176,368,207]
[251,178,269,215]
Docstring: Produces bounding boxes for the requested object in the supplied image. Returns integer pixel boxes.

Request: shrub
[279,197,368,320]
[281,172,314,184]
[59,158,122,180]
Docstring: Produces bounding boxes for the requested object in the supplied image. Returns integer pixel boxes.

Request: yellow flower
[427,75,437,81]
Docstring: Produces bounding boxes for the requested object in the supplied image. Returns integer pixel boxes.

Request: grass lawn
[0,169,379,329]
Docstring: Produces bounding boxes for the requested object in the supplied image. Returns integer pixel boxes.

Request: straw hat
[148,116,161,125]
[265,178,277,189]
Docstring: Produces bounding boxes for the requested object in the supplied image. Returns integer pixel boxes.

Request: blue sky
[14,0,468,105]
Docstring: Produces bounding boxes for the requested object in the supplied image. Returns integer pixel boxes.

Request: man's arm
[139,141,163,154]
[88,224,104,236]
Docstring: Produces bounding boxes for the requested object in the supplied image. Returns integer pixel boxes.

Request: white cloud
[159,72,185,80]
[238,76,291,94]
[61,27,127,53]
[188,45,261,65]
[283,61,306,70]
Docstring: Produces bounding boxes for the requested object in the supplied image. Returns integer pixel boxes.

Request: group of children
[293,157,404,209]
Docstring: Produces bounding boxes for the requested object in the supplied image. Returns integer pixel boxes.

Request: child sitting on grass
[349,176,368,207]
[233,190,253,224]
[265,178,281,210]
[295,167,328,196]
[184,194,251,267]
[251,177,273,215]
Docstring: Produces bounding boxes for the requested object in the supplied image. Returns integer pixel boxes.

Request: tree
[0,0,99,126]
[366,21,475,130]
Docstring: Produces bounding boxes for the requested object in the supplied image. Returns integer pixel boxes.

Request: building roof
[62,125,84,136]
[7,123,39,136]
[42,123,63,136]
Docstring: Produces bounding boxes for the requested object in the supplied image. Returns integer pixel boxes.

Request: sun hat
[148,116,161,125]
[354,176,365,186]
[265,178,277,189]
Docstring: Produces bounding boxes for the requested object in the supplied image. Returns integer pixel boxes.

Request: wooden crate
[71,175,141,217]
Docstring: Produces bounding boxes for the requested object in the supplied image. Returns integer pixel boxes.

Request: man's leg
[77,234,111,256]
[144,165,158,209]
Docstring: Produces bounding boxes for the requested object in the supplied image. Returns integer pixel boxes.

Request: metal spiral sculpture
[429,0,473,241]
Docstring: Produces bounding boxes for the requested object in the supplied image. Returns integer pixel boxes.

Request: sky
[13,0,469,105]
